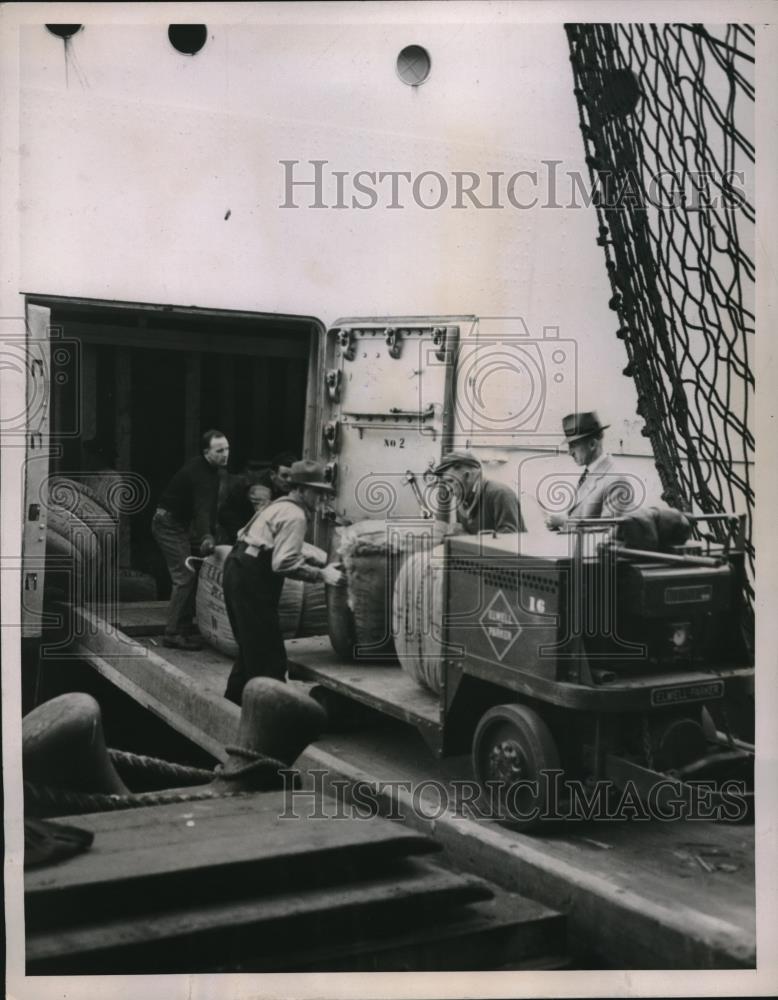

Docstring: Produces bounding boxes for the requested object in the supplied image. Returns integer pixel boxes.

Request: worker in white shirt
[223,459,343,705]
[545,412,634,531]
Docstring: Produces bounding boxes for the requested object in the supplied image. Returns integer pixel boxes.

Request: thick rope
[108,748,216,788]
[216,745,289,781]
[23,765,288,818]
[25,747,292,817]
[24,781,255,816]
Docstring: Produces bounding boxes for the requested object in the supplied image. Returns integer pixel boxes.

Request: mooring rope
[107,748,217,787]
[24,749,291,817]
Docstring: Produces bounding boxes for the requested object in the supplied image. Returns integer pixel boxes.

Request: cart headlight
[667,621,692,654]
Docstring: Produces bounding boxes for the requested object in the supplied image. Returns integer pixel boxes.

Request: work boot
[162,633,203,651]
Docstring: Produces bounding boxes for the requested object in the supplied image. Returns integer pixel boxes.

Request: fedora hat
[562,412,610,444]
[289,458,335,492]
[431,450,481,476]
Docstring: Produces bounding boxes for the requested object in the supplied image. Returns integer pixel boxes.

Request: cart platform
[286,636,442,739]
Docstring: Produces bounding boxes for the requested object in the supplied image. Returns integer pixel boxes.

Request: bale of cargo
[392,543,447,694]
[325,526,355,660]
[45,507,102,601]
[196,545,328,658]
[327,519,450,663]
[48,477,118,567]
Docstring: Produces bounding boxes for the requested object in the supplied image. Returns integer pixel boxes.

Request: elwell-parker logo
[279,159,747,211]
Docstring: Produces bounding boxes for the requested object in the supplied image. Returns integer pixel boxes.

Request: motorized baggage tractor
[289,516,754,828]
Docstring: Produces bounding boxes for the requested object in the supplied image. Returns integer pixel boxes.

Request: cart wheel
[472,703,561,830]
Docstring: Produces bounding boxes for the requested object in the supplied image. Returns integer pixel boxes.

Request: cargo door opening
[26,296,323,611]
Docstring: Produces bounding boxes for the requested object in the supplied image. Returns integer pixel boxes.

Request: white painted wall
[17,14,666,498]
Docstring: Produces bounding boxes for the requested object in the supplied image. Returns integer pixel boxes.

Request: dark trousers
[223,544,286,705]
[151,510,197,636]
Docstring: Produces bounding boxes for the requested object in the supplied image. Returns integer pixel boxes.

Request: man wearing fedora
[545,412,631,530]
[222,459,343,705]
[431,450,524,535]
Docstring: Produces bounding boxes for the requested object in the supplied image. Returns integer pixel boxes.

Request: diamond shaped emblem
[479,590,522,662]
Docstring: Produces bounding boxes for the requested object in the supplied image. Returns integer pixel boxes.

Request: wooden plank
[26,860,490,968]
[114,347,132,568]
[285,358,302,438]
[286,636,441,728]
[219,355,235,441]
[25,792,438,900]
[66,321,309,359]
[112,600,167,635]
[252,357,268,455]
[80,343,97,442]
[183,353,201,458]
[270,884,565,974]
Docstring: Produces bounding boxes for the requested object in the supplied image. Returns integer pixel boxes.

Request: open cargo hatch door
[22,303,52,638]
[321,317,467,523]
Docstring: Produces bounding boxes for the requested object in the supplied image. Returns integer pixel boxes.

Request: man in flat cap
[545,412,632,531]
[431,450,524,535]
[222,459,343,705]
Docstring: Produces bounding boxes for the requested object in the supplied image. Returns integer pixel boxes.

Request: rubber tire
[471,703,561,830]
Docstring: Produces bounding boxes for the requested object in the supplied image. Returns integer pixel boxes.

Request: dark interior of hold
[39,298,317,595]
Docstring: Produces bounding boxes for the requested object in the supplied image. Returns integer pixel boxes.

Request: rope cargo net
[565,23,755,612]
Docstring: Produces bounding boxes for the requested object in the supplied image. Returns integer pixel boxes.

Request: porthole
[45,25,82,40]
[396,45,431,87]
[168,24,207,56]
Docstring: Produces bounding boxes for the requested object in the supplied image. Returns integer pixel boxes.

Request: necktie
[570,468,588,512]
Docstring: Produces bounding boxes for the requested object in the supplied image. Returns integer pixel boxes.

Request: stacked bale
[45,504,102,602]
[196,545,328,658]
[392,543,448,694]
[326,519,450,664]
[49,478,117,567]
[45,477,156,603]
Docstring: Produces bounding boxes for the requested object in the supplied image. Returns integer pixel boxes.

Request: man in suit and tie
[545,412,633,531]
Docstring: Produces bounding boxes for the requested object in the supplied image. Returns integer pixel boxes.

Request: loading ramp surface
[50,602,757,969]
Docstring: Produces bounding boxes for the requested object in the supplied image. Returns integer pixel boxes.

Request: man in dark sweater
[152,430,230,649]
[432,450,524,534]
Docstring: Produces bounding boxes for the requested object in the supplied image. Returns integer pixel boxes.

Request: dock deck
[27,791,570,973]
[57,601,756,969]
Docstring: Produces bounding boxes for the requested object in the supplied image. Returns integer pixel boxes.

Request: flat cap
[431,450,482,476]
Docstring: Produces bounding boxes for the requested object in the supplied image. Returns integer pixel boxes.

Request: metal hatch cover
[322,317,470,523]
